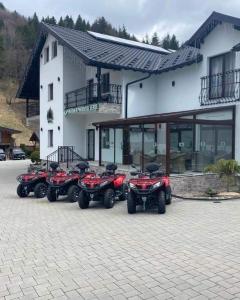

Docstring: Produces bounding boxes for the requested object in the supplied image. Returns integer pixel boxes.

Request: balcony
[199,69,240,106]
[26,100,40,118]
[65,83,122,115]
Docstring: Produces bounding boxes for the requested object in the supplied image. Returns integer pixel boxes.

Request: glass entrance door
[87,129,95,161]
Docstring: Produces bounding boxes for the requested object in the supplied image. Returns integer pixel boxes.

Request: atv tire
[127,191,136,214]
[165,186,172,205]
[34,182,47,198]
[119,183,127,201]
[67,185,79,202]
[78,191,89,209]
[104,188,115,209]
[47,188,57,202]
[17,184,29,198]
[158,190,166,214]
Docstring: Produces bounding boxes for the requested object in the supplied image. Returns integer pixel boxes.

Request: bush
[20,143,32,157]
[30,150,40,164]
[205,159,240,192]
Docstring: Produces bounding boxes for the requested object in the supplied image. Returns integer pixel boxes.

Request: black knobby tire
[78,191,89,209]
[34,182,47,198]
[158,190,166,214]
[127,191,136,214]
[17,184,29,198]
[47,187,57,202]
[67,185,80,202]
[119,183,127,201]
[165,186,172,205]
[104,188,115,209]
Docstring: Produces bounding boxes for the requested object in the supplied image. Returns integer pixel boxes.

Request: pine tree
[151,32,160,46]
[63,15,74,28]
[0,2,5,10]
[169,34,179,50]
[58,17,64,27]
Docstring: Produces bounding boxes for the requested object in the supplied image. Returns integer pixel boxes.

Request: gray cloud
[2,0,240,42]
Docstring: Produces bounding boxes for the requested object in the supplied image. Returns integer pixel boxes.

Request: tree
[170,34,179,50]
[142,34,150,44]
[160,33,180,50]
[42,16,56,25]
[58,17,64,27]
[63,15,74,28]
[151,32,160,46]
[0,2,5,10]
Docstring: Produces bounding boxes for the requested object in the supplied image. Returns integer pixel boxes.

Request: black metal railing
[47,146,86,169]
[65,83,122,110]
[26,101,40,118]
[200,69,240,106]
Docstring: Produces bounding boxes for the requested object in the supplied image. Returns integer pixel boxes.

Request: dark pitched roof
[154,46,202,72]
[0,126,21,134]
[17,23,202,99]
[186,11,240,48]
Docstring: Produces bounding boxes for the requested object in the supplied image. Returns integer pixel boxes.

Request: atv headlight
[80,181,86,188]
[129,182,136,189]
[16,175,23,182]
[100,181,109,187]
[152,182,161,189]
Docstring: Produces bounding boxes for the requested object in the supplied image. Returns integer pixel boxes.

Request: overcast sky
[2,0,240,42]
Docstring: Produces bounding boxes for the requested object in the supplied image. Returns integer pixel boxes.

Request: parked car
[47,161,94,202]
[11,148,26,160]
[77,163,127,209]
[0,149,6,161]
[127,163,172,214]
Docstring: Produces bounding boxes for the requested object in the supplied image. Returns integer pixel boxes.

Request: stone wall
[88,164,227,196]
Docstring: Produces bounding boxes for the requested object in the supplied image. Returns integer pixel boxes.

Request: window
[209,52,235,99]
[44,46,49,63]
[102,128,110,149]
[101,73,110,93]
[48,83,53,101]
[48,130,53,147]
[52,41,57,59]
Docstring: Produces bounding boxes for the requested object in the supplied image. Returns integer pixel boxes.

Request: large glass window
[194,124,232,171]
[170,124,194,173]
[209,52,235,99]
[129,125,142,166]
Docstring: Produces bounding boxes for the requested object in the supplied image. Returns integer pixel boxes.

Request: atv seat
[76,161,89,174]
[50,162,59,171]
[145,163,160,173]
[102,163,118,175]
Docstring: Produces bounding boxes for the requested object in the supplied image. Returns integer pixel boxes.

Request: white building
[17,11,240,173]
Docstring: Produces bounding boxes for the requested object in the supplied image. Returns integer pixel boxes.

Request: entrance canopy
[93,105,235,127]
[93,106,235,174]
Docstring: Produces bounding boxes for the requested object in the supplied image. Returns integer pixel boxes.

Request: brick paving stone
[1,160,240,300]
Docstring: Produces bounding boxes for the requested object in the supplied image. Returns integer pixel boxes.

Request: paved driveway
[1,160,240,300]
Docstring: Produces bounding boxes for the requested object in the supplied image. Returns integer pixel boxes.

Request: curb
[172,194,240,201]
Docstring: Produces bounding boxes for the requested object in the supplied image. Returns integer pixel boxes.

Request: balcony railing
[200,69,240,106]
[65,83,122,110]
[26,101,40,118]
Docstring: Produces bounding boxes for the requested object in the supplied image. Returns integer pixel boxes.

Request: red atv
[127,163,172,214]
[47,161,94,202]
[77,163,127,209]
[16,162,60,198]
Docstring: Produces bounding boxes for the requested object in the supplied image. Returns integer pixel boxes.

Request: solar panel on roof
[88,31,170,54]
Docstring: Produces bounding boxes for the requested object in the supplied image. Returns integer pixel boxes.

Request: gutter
[125,73,152,119]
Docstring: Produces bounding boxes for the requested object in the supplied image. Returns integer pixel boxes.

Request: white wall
[121,70,158,118]
[40,35,64,159]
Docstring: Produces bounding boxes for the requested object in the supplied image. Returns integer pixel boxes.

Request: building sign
[64,104,99,116]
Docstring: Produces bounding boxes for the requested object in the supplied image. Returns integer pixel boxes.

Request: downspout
[125,73,152,119]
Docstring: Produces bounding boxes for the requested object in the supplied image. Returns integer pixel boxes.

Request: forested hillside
[0,2,180,82]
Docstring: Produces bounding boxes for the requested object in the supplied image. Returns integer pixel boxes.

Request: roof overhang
[93,105,235,127]
[185,11,240,48]
[0,126,21,134]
